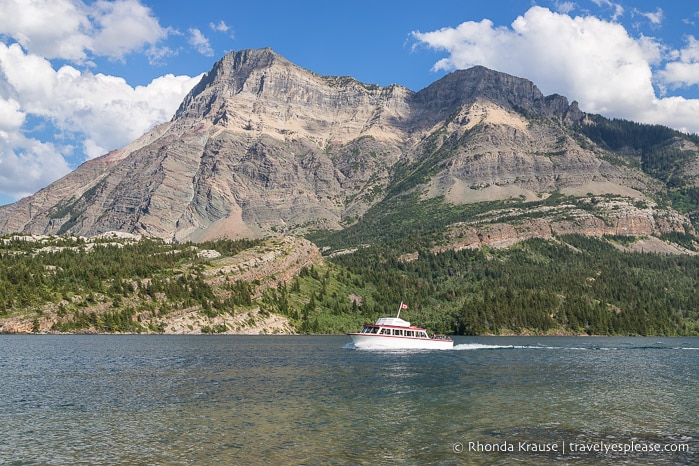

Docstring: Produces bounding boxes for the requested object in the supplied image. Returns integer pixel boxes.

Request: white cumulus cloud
[0,0,92,61]
[0,131,71,200]
[0,0,170,62]
[0,97,24,131]
[210,20,229,33]
[412,6,699,134]
[89,0,171,60]
[0,0,203,202]
[657,36,699,88]
[188,28,214,56]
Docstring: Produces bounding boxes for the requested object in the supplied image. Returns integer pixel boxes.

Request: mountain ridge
[0,48,697,249]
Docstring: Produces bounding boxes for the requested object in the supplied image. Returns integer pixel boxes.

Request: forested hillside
[4,233,696,336]
[318,236,699,336]
[577,115,699,224]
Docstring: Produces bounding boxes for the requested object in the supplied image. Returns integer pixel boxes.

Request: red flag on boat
[400,303,409,309]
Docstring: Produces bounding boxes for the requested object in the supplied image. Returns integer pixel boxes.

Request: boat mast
[397,301,403,318]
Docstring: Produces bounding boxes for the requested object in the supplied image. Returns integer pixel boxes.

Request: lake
[0,335,696,465]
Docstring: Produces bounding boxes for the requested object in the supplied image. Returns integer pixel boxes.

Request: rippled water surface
[0,335,696,465]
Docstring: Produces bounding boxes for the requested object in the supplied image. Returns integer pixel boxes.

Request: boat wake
[451,343,565,351]
[451,343,699,351]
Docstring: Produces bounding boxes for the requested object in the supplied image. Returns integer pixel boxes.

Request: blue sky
[2,0,699,206]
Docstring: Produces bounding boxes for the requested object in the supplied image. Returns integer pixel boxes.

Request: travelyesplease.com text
[453,440,691,455]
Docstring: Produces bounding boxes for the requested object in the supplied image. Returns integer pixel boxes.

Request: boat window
[381,329,390,335]
[371,327,379,334]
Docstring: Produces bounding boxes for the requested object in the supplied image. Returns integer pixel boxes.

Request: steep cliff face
[433,199,694,253]
[420,97,655,204]
[0,48,696,244]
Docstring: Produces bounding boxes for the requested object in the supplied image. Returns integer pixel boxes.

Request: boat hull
[348,333,453,350]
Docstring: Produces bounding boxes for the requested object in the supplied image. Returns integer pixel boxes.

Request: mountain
[1,48,697,250]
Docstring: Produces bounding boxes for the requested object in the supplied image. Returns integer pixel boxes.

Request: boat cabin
[359,324,430,339]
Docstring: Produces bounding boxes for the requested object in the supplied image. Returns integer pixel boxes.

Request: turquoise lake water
[0,335,696,465]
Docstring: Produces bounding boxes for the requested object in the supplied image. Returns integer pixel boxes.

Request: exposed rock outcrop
[0,235,320,334]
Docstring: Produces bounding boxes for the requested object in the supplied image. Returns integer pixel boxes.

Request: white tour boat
[347,303,453,350]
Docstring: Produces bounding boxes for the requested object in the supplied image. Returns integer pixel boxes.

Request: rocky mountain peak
[410,65,578,127]
[172,48,412,147]
[173,48,288,121]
